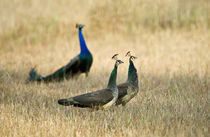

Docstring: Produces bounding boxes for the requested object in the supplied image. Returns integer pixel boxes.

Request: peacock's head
[112,54,124,67]
[125,51,137,61]
[76,24,85,30]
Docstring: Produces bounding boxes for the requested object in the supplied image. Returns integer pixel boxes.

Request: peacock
[29,24,93,82]
[116,51,139,106]
[58,54,124,110]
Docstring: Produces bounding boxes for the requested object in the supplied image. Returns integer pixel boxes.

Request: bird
[115,51,139,106]
[29,24,93,82]
[58,54,124,110]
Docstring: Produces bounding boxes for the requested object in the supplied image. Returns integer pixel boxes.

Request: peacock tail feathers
[29,68,43,81]
[28,24,93,82]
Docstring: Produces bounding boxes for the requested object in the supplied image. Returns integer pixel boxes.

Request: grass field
[0,0,209,136]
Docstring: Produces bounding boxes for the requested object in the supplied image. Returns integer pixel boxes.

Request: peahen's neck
[79,29,90,55]
[107,65,118,89]
[127,60,138,87]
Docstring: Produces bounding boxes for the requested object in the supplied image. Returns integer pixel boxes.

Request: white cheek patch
[131,57,134,61]
[116,62,119,66]
[131,56,137,61]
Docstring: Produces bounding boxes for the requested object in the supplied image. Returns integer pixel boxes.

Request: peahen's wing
[58,88,113,108]
[117,82,131,99]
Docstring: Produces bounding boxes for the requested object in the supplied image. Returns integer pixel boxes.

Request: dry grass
[0,0,209,137]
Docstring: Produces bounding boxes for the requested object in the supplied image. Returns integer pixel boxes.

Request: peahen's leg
[85,72,89,77]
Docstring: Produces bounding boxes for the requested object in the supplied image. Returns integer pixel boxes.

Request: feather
[58,59,124,109]
[28,24,93,82]
[58,88,113,108]
[116,53,139,106]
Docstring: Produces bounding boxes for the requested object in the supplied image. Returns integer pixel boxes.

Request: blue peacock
[29,24,93,82]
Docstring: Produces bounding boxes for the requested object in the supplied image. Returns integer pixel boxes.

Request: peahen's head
[76,24,85,30]
[112,54,124,67]
[125,51,137,61]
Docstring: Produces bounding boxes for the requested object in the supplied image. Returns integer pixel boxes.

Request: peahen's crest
[112,54,119,60]
[125,51,137,61]
[112,54,123,66]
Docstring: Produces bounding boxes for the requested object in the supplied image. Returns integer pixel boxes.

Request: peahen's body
[29,24,93,82]
[58,56,123,110]
[116,52,139,106]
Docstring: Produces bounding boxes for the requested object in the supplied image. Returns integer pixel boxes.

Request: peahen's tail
[58,98,74,106]
[29,68,43,82]
[58,98,88,108]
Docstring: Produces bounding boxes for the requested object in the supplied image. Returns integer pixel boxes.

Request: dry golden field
[0,0,209,137]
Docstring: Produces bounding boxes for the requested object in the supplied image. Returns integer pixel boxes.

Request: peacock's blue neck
[107,65,117,89]
[127,60,138,86]
[79,29,91,55]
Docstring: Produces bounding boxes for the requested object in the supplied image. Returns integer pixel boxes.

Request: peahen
[116,51,139,106]
[29,24,93,82]
[58,54,124,109]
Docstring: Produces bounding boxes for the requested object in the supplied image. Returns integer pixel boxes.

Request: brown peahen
[116,51,139,106]
[58,54,123,110]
